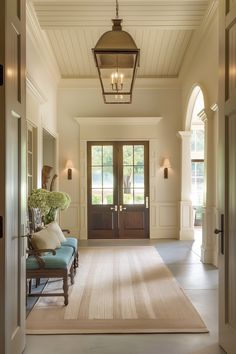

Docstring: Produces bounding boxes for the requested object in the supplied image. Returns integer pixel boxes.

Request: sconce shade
[65,160,73,169]
[163,158,171,169]
[92,18,140,104]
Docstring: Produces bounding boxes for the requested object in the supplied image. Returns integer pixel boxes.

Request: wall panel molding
[150,202,179,239]
[59,203,79,237]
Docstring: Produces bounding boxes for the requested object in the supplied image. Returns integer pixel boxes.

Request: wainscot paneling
[150,203,179,239]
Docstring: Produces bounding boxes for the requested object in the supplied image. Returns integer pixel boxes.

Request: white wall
[26,22,59,187]
[180,8,219,119]
[58,82,182,238]
[179,7,219,265]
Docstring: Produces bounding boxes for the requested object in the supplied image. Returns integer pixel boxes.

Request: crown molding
[59,77,181,90]
[26,2,61,82]
[177,131,192,138]
[26,72,47,104]
[74,116,163,126]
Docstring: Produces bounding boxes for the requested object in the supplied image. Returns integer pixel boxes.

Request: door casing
[218,1,236,353]
[0,0,27,353]
[87,141,149,239]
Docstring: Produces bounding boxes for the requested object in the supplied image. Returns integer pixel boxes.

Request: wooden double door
[87,141,149,239]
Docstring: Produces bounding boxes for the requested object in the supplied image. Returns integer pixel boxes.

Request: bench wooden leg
[70,265,75,285]
[63,275,68,305]
[73,251,79,273]
[28,279,32,294]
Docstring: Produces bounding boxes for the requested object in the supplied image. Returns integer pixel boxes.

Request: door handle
[214,214,224,255]
[110,205,118,211]
[119,205,127,211]
[214,229,223,235]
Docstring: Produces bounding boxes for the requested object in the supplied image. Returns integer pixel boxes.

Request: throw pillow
[46,221,67,242]
[31,227,61,252]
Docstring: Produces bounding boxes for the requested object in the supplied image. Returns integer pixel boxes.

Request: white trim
[42,125,58,140]
[26,72,47,104]
[75,117,163,126]
[198,108,208,123]
[26,2,60,82]
[210,103,219,112]
[180,0,218,79]
[177,131,192,139]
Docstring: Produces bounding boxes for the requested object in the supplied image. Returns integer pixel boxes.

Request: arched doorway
[179,85,205,242]
[189,87,205,253]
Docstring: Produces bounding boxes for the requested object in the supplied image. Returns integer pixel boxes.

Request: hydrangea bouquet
[28,188,71,224]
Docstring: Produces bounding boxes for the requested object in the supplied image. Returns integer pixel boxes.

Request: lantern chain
[116,0,119,19]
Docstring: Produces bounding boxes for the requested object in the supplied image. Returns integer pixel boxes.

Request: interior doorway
[42,129,57,191]
[190,87,205,252]
[87,141,149,239]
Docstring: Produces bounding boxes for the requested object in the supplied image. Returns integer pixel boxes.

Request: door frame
[87,141,150,239]
[80,138,151,240]
[79,137,179,240]
[0,0,27,352]
[218,0,236,352]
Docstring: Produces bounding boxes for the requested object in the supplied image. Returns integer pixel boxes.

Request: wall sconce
[65,160,73,180]
[162,158,171,179]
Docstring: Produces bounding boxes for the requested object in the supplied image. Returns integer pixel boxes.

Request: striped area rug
[26,246,208,334]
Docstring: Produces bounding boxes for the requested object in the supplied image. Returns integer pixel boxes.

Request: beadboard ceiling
[31,0,212,79]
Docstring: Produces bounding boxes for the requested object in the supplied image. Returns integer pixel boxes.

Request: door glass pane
[191,161,204,206]
[91,145,114,205]
[103,189,113,204]
[123,145,133,165]
[134,145,144,165]
[92,189,103,204]
[123,166,133,190]
[103,166,113,188]
[134,166,144,187]
[28,130,32,151]
[134,189,144,204]
[123,190,133,204]
[92,146,102,165]
[103,146,113,165]
[28,154,32,176]
[92,167,102,188]
[123,144,145,204]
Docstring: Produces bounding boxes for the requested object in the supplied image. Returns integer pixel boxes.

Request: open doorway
[42,129,57,191]
[189,87,205,254]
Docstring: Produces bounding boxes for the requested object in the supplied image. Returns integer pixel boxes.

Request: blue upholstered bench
[26,246,75,305]
[26,208,79,306]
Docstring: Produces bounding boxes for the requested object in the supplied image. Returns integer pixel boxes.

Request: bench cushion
[61,237,78,252]
[26,246,74,270]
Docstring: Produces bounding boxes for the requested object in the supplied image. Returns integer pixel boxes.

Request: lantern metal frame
[92,2,140,104]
